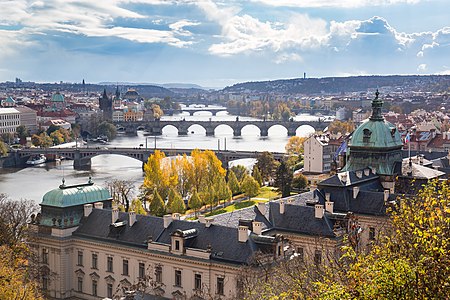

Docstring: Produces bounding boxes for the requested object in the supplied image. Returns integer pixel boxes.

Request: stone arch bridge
[117,119,329,136]
[12,147,285,170]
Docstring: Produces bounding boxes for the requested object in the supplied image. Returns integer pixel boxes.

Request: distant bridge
[116,119,329,136]
[164,106,333,117]
[12,147,286,169]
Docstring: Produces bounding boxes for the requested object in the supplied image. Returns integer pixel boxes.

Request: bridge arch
[161,124,180,136]
[296,124,316,137]
[267,124,288,136]
[240,124,261,136]
[187,124,208,135]
[214,124,233,135]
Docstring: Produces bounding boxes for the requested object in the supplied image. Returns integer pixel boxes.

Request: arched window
[363,129,372,143]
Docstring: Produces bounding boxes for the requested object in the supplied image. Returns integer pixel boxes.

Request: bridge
[12,147,286,169]
[117,119,329,136]
[165,107,228,116]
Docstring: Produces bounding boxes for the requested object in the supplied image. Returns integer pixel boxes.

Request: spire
[115,85,120,99]
[102,88,107,99]
[369,89,384,121]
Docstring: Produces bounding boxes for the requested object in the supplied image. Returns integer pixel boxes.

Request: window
[43,276,49,290]
[314,250,322,265]
[217,277,224,295]
[77,277,83,292]
[107,256,113,272]
[77,251,83,266]
[42,248,49,264]
[107,283,113,298]
[155,265,162,283]
[92,280,97,296]
[369,227,376,241]
[277,245,282,257]
[92,253,98,269]
[139,262,145,279]
[175,270,182,287]
[175,240,180,251]
[194,273,202,290]
[297,247,304,262]
[122,259,129,276]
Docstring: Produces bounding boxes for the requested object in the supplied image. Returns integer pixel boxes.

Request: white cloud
[169,19,201,37]
[252,0,422,8]
[274,53,303,64]
[417,63,427,71]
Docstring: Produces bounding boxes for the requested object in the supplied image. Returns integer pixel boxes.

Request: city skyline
[0,0,449,88]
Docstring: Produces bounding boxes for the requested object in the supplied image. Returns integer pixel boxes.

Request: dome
[41,181,111,208]
[350,119,403,149]
[51,92,65,102]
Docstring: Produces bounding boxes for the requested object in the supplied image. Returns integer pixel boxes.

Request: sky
[0,0,448,88]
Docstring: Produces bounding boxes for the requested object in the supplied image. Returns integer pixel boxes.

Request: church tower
[99,88,112,121]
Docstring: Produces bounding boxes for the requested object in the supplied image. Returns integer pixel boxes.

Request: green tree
[169,189,186,214]
[230,165,248,182]
[252,165,263,187]
[241,175,260,198]
[130,199,147,215]
[46,124,60,136]
[256,151,278,182]
[274,160,293,197]
[227,170,240,195]
[50,130,64,145]
[16,125,29,141]
[292,173,308,191]
[216,177,232,205]
[188,190,202,217]
[97,121,117,140]
[149,189,165,217]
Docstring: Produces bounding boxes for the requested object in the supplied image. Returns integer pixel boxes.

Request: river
[0,109,332,203]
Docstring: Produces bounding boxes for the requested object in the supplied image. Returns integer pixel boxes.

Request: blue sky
[0,0,448,88]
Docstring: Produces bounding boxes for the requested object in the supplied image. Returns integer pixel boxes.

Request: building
[1,96,16,107]
[0,107,20,135]
[303,134,334,173]
[99,89,113,121]
[15,105,38,134]
[30,179,288,300]
[49,92,67,111]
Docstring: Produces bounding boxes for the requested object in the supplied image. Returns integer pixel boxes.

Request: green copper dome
[343,90,403,175]
[41,180,111,208]
[51,92,65,102]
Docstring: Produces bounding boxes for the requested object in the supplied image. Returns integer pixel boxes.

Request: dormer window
[390,128,396,138]
[363,129,372,143]
[175,240,180,251]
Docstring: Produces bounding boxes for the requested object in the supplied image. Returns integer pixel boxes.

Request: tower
[99,88,112,121]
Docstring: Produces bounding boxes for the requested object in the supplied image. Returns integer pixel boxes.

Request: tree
[188,190,202,217]
[252,165,263,187]
[0,141,7,156]
[227,170,241,195]
[256,151,278,182]
[50,130,64,145]
[292,173,308,191]
[46,124,60,136]
[285,136,306,155]
[327,120,355,134]
[105,180,135,212]
[149,189,165,217]
[16,125,29,141]
[151,103,164,119]
[274,161,293,198]
[216,177,232,205]
[130,199,147,215]
[168,189,186,214]
[97,121,117,140]
[241,176,260,198]
[142,150,170,201]
[230,165,248,182]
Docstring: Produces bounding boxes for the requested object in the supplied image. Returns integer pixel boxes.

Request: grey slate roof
[74,209,257,264]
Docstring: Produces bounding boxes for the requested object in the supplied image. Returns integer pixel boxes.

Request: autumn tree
[130,199,147,215]
[227,170,241,195]
[105,179,135,212]
[142,150,171,201]
[168,188,186,214]
[188,190,202,217]
[215,177,232,205]
[285,136,306,155]
[230,165,248,182]
[256,151,278,182]
[149,189,165,217]
[0,141,7,156]
[252,165,263,187]
[327,120,355,134]
[151,103,164,119]
[241,175,260,198]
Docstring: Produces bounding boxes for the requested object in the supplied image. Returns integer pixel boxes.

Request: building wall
[304,136,333,173]
[33,229,240,299]
[0,108,20,134]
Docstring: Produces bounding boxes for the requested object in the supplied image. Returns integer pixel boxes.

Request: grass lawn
[256,186,280,200]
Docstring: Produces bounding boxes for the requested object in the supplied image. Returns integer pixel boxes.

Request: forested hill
[222,75,450,94]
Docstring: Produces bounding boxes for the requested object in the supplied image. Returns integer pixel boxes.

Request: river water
[0,109,331,203]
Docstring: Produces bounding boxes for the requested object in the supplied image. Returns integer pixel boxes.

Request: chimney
[356,170,363,179]
[315,204,324,219]
[364,168,370,176]
[163,214,172,228]
[325,193,330,202]
[172,213,181,220]
[419,155,424,165]
[353,186,360,199]
[84,204,93,217]
[205,217,214,228]
[112,207,119,223]
[129,211,136,227]
[384,190,390,202]
[279,200,285,214]
[286,197,294,204]
[238,226,248,243]
[325,201,334,214]
[94,202,103,209]
[252,221,262,235]
[257,202,266,215]
[340,173,347,184]
[370,167,377,174]
[198,215,206,224]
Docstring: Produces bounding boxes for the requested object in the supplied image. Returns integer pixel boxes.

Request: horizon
[0,0,449,88]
